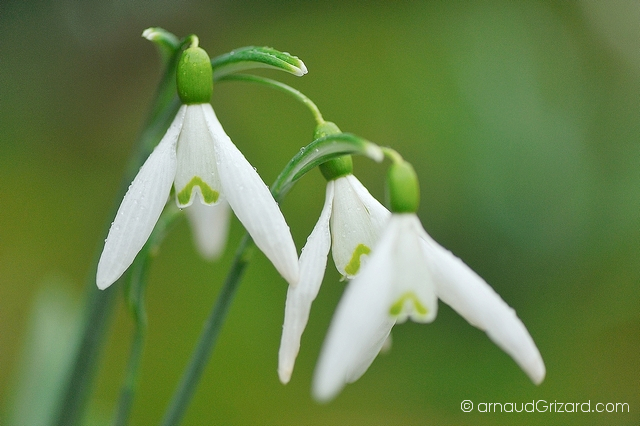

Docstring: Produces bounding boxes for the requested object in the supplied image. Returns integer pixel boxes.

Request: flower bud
[177,46,213,104]
[386,160,420,213]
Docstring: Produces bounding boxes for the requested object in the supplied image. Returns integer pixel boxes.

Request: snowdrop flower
[96,41,299,290]
[313,157,545,402]
[278,123,390,384]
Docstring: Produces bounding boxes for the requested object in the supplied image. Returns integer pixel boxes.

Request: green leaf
[142,27,181,65]
[211,46,307,80]
[271,133,383,201]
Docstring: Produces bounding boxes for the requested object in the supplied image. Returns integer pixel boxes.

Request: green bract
[386,160,420,213]
[142,27,181,65]
[270,133,383,202]
[177,47,213,104]
[211,46,307,80]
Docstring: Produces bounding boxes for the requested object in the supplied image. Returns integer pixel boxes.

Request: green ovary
[344,243,371,276]
[389,292,428,317]
[177,177,219,206]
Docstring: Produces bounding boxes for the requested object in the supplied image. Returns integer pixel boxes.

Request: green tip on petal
[389,292,428,317]
[316,122,354,181]
[386,160,420,213]
[344,243,371,276]
[177,46,213,104]
[177,177,219,206]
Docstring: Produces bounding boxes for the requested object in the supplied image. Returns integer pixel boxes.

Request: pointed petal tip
[268,238,300,287]
[278,367,292,385]
[96,264,119,290]
[95,277,111,291]
[311,382,339,404]
[529,360,546,385]
[96,258,117,290]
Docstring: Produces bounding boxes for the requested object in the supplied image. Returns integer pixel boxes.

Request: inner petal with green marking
[344,243,371,276]
[177,176,219,206]
[389,292,428,318]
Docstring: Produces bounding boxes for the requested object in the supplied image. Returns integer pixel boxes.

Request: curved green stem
[381,146,404,164]
[113,298,146,426]
[187,34,199,49]
[161,234,255,426]
[217,73,324,125]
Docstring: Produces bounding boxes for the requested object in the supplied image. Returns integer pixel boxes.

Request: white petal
[330,175,390,277]
[203,104,299,285]
[184,197,231,260]
[421,232,546,384]
[96,106,185,289]
[345,174,391,230]
[174,104,222,207]
[278,182,334,384]
[313,218,398,402]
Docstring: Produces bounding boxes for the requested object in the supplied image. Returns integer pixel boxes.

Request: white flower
[96,103,299,289]
[278,174,390,384]
[312,213,546,402]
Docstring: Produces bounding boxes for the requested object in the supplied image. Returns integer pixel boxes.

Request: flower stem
[217,73,325,125]
[52,45,183,426]
[53,275,118,426]
[187,34,199,49]
[113,306,146,426]
[161,234,255,426]
[381,146,404,164]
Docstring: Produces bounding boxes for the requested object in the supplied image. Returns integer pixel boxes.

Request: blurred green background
[1,1,638,425]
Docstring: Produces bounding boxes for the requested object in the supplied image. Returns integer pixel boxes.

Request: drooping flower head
[312,154,545,402]
[97,39,299,290]
[278,122,390,384]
